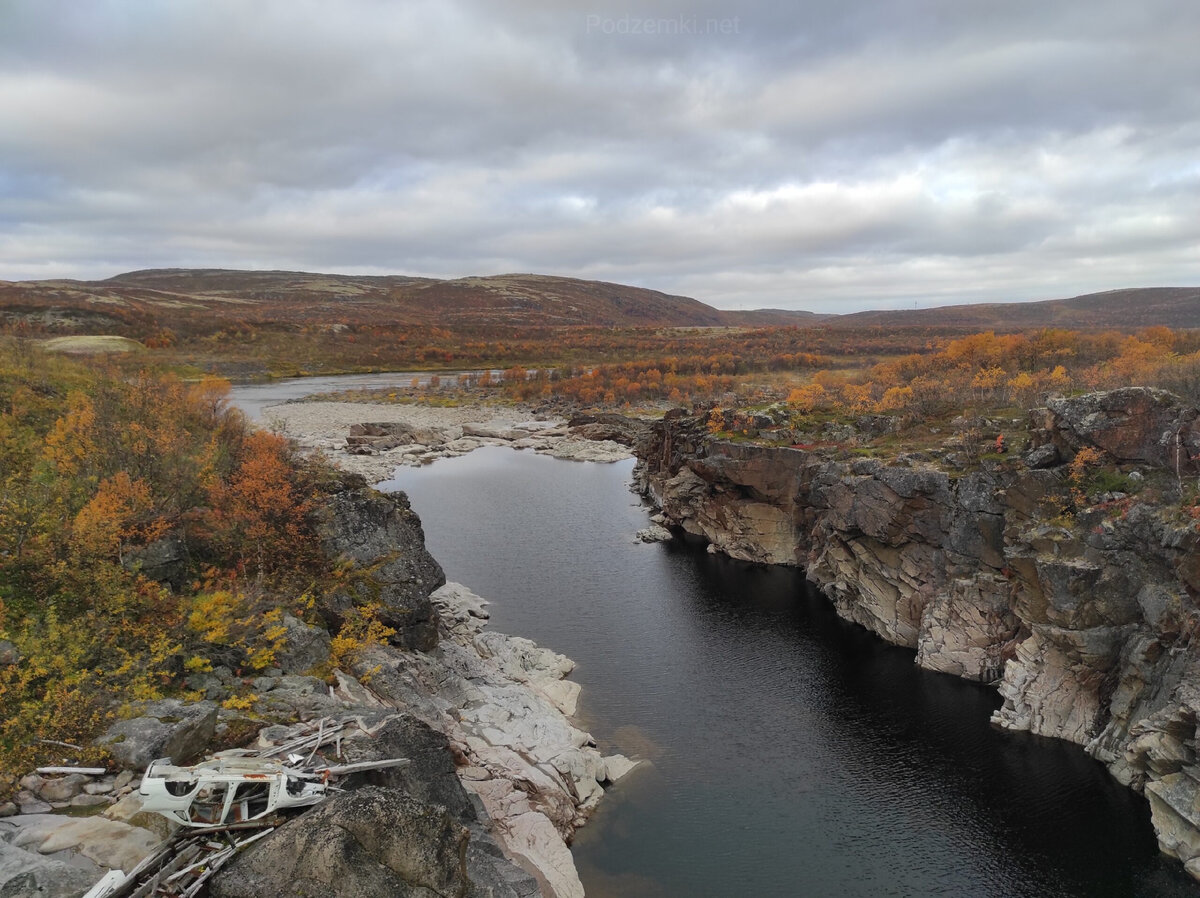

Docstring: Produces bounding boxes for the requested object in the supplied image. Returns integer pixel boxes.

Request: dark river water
[380,446,1200,898]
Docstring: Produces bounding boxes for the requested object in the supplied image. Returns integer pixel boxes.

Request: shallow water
[381,446,1196,897]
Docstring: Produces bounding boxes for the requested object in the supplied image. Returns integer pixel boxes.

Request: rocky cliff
[635,389,1200,879]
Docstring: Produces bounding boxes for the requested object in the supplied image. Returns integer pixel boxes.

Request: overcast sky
[1,0,1198,312]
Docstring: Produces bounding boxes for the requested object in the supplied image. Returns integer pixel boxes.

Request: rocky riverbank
[634,388,1200,880]
[1,474,637,898]
[258,401,638,482]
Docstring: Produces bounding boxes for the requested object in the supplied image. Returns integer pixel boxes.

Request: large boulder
[566,413,650,447]
[230,712,541,898]
[0,841,96,898]
[95,699,218,768]
[346,422,447,453]
[208,786,470,898]
[5,813,161,875]
[1043,387,1200,471]
[315,474,445,651]
[336,714,477,823]
[122,533,189,586]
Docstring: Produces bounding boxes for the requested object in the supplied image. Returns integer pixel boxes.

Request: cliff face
[635,390,1200,878]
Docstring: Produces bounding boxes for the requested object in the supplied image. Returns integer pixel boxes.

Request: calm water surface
[380,446,1195,898]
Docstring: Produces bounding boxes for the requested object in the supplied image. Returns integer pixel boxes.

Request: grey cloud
[1,0,1198,311]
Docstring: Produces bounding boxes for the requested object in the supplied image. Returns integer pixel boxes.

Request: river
[383,446,1199,898]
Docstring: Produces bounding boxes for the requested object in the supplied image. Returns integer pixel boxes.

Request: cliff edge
[635,388,1200,879]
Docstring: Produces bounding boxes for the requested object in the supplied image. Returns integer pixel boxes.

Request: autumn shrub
[1067,447,1105,510]
[0,349,336,772]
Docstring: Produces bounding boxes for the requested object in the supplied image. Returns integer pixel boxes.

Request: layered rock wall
[635,390,1200,877]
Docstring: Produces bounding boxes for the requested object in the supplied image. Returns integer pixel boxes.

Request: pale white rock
[601,754,643,783]
[915,575,1017,683]
[505,811,586,898]
[537,438,632,463]
[7,813,160,872]
[537,679,581,717]
[103,790,177,841]
[342,579,637,897]
[636,524,672,543]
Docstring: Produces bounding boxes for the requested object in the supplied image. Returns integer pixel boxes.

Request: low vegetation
[0,346,349,772]
[6,272,1200,775]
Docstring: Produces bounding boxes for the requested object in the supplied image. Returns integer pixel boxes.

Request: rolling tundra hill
[0,269,742,328]
[1,269,1196,333]
[832,287,1200,330]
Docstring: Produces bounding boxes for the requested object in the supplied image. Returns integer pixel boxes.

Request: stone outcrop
[262,401,635,483]
[0,841,97,898]
[274,612,333,674]
[566,412,651,447]
[635,388,1200,878]
[343,582,638,898]
[201,579,634,898]
[1038,387,1200,471]
[316,473,445,651]
[209,786,472,898]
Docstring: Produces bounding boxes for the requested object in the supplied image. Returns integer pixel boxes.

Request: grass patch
[41,335,144,354]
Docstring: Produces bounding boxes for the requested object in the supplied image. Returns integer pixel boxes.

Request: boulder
[14,792,51,815]
[1023,443,1061,469]
[95,699,218,769]
[316,475,444,651]
[346,422,446,451]
[636,524,672,543]
[122,533,189,586]
[274,613,332,674]
[1046,387,1200,471]
[5,813,161,873]
[336,715,477,823]
[36,773,89,803]
[566,413,650,446]
[0,841,96,898]
[208,786,470,898]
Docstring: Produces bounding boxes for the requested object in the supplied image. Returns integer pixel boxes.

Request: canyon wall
[634,389,1200,877]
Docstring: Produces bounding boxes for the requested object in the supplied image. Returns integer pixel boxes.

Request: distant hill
[834,287,1200,330]
[0,269,736,328]
[1,269,1197,332]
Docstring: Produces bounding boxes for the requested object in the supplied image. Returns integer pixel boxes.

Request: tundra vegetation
[3,314,1200,778]
[0,346,386,775]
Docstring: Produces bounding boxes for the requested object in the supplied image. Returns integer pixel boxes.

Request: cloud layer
[2,0,1198,312]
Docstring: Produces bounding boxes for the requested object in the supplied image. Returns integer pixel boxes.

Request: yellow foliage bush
[328,603,396,673]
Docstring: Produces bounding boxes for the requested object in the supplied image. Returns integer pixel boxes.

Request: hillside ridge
[3,268,1198,330]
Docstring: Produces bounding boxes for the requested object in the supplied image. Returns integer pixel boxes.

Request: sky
[1,0,1198,313]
